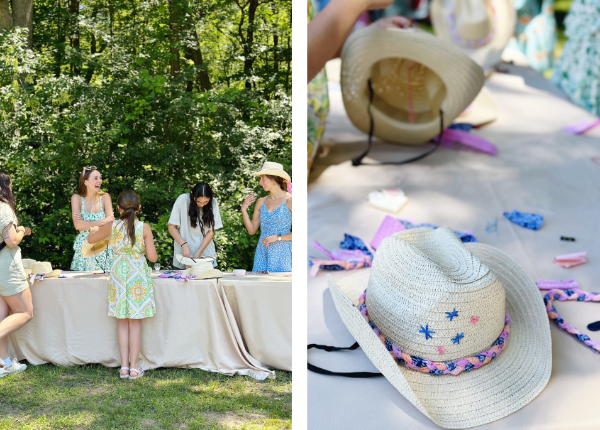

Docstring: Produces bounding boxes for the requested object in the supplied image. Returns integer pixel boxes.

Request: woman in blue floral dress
[242,162,292,272]
[70,167,115,271]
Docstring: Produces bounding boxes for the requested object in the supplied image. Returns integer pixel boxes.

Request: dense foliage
[0,0,292,270]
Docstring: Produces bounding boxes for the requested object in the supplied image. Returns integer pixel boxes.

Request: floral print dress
[551,0,600,116]
[252,199,292,273]
[308,0,330,174]
[71,195,114,271]
[108,220,155,319]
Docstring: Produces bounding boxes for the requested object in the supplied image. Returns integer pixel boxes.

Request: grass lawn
[0,363,292,430]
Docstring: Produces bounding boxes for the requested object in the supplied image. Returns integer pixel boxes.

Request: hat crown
[455,0,494,41]
[366,227,505,361]
[260,161,284,172]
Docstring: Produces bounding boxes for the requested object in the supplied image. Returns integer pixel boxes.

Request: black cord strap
[352,79,444,167]
[307,342,383,378]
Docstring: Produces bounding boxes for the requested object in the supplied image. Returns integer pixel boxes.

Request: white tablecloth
[308,65,600,429]
[8,272,292,379]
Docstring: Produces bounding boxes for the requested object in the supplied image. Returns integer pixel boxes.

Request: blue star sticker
[451,333,464,344]
[445,308,459,321]
[419,324,435,340]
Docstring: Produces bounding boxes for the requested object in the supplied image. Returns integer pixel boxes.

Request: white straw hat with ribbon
[31,261,61,278]
[430,0,517,71]
[179,256,223,279]
[252,162,291,182]
[341,26,484,146]
[327,227,551,429]
[82,238,111,258]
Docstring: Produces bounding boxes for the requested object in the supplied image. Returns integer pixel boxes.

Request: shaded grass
[0,363,291,429]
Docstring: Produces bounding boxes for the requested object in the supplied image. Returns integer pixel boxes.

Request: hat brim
[253,169,291,182]
[176,254,215,267]
[43,270,62,278]
[81,239,110,258]
[341,27,484,145]
[328,242,551,429]
[430,0,517,71]
[455,86,498,126]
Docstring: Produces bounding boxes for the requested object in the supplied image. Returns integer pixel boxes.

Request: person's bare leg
[117,319,130,377]
[128,319,141,376]
[0,296,11,362]
[0,289,33,341]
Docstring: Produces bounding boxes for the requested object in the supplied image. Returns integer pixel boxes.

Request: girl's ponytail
[116,191,141,246]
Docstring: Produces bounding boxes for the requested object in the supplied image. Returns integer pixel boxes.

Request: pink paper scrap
[554,252,587,268]
[437,129,497,155]
[371,215,406,250]
[561,118,600,135]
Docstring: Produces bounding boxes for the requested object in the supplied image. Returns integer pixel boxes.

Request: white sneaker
[3,359,26,376]
[0,366,8,378]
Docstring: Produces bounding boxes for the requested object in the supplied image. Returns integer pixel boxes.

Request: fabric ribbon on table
[537,279,600,353]
[309,235,373,277]
[561,118,600,135]
[434,126,498,155]
[554,252,587,268]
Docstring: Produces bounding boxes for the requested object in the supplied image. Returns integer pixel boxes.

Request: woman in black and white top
[167,183,223,269]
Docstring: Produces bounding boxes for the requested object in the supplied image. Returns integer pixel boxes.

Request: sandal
[119,367,130,379]
[129,368,144,380]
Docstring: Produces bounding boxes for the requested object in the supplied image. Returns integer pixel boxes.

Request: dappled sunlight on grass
[0,363,291,430]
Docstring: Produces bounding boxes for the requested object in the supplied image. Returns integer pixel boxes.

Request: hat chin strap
[351,79,444,167]
[307,342,383,378]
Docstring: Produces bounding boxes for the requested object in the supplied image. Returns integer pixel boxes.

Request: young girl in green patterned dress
[88,190,157,380]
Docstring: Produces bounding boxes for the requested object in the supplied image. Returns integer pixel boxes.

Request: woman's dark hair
[0,171,16,218]
[117,190,140,247]
[189,183,214,235]
[78,168,101,197]
[266,174,287,191]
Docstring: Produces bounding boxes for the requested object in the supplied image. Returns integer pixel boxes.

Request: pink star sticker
[435,346,447,355]
[469,316,479,325]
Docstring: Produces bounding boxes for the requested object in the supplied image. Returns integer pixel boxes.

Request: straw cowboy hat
[252,162,291,182]
[455,86,499,126]
[430,0,517,71]
[81,238,111,258]
[177,255,223,279]
[31,261,61,278]
[328,227,551,429]
[341,27,484,145]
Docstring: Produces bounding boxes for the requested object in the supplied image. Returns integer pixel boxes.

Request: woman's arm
[71,194,115,230]
[241,195,262,235]
[167,223,192,258]
[193,229,215,259]
[2,223,30,248]
[87,222,112,244]
[308,0,394,82]
[103,193,115,219]
[143,223,158,263]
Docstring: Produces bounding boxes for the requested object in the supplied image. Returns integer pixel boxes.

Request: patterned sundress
[71,195,114,271]
[551,0,600,116]
[108,220,155,319]
[252,199,292,272]
[308,0,330,174]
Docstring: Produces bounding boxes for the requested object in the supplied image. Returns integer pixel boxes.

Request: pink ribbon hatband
[536,279,580,290]
[287,182,292,194]
[554,252,587,268]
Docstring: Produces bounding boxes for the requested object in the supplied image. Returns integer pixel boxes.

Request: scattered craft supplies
[503,209,543,230]
[310,218,478,276]
[371,216,478,250]
[368,188,408,213]
[561,118,600,135]
[158,270,198,282]
[554,252,587,268]
[537,279,600,354]
[309,235,373,277]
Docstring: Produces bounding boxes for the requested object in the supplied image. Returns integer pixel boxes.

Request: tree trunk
[70,0,81,76]
[242,0,259,90]
[273,33,279,74]
[168,0,181,78]
[0,0,13,28]
[187,29,211,91]
[10,0,33,48]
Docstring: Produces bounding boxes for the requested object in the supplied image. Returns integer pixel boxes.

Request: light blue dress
[252,198,292,272]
